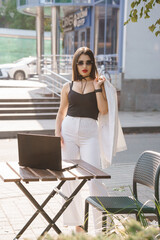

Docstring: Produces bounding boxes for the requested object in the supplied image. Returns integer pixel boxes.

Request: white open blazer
[98,80,127,169]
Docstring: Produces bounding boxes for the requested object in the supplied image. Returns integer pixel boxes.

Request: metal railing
[41,54,73,74]
[96,54,118,83]
[41,67,70,97]
[40,53,120,96]
[96,54,118,73]
[41,54,118,74]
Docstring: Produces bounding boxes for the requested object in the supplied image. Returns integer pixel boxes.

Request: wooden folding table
[0,160,111,239]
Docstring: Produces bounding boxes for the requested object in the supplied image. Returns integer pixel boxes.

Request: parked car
[0,69,8,79]
[0,57,37,80]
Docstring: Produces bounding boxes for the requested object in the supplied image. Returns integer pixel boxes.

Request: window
[20,0,27,5]
[95,2,119,55]
[87,28,90,48]
[106,6,119,54]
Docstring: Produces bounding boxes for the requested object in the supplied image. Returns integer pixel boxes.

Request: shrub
[35,218,159,240]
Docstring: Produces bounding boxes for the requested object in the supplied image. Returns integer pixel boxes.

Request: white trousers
[61,116,108,228]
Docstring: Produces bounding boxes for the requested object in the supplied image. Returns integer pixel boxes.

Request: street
[112,133,160,164]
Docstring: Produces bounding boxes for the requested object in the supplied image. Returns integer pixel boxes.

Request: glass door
[64,32,75,54]
[78,29,87,48]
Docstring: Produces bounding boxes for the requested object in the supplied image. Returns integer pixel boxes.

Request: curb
[0,130,55,139]
[123,126,160,134]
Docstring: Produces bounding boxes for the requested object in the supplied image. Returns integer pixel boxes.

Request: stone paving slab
[0,87,50,99]
[0,180,90,239]
[0,120,55,132]
[0,79,51,99]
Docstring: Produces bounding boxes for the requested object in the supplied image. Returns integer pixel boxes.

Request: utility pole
[51,6,57,73]
[36,7,44,75]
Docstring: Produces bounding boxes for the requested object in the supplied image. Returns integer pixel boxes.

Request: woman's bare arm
[93,77,108,115]
[55,82,69,142]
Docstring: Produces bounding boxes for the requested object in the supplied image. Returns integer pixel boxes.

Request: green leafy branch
[124,0,160,36]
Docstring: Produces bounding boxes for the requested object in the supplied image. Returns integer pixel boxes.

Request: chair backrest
[133,151,160,201]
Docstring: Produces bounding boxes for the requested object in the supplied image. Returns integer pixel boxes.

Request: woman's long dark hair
[72,47,98,81]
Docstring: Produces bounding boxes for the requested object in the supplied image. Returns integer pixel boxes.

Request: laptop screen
[17,133,62,170]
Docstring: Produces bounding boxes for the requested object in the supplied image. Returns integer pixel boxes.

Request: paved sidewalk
[0,79,49,99]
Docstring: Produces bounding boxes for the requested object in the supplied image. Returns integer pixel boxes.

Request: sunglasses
[77,60,93,66]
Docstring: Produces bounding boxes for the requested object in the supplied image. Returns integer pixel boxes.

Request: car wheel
[14,71,25,80]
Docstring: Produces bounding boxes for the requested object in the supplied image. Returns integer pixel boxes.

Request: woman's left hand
[93,76,106,90]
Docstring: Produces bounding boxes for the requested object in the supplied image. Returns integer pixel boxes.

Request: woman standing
[55,47,120,231]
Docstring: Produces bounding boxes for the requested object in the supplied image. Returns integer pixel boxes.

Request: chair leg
[102,212,107,233]
[157,214,160,228]
[136,213,140,221]
[84,200,89,232]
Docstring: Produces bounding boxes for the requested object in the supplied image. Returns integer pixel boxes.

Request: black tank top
[67,81,99,120]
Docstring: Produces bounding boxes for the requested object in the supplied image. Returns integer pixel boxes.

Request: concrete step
[0,112,57,120]
[0,97,60,120]
[0,97,60,102]
[0,107,59,114]
[0,102,60,108]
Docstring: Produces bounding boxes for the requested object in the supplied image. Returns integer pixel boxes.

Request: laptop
[17,133,77,171]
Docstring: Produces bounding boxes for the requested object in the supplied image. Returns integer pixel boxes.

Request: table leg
[41,179,87,235]
[14,181,66,239]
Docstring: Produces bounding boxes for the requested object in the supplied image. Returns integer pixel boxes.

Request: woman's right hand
[55,132,64,147]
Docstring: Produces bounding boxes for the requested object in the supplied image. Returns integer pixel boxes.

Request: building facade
[17,0,123,70]
[121,1,160,111]
[60,1,121,57]
[17,0,160,111]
